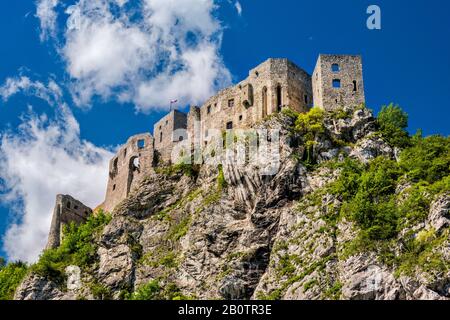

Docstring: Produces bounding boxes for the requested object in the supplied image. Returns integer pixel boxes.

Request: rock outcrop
[15,107,450,300]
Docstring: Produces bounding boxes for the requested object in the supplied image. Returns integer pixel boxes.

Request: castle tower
[46,195,92,249]
[103,133,154,213]
[312,54,365,111]
[153,110,188,164]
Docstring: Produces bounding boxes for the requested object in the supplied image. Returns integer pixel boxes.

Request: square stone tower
[153,110,188,163]
[312,54,365,111]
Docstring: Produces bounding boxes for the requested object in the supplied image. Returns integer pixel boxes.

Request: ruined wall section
[286,60,313,113]
[46,195,92,249]
[312,54,365,111]
[103,133,154,213]
[189,58,312,148]
[153,110,187,163]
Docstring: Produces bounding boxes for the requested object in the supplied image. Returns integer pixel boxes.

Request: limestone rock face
[15,108,450,300]
[14,275,71,300]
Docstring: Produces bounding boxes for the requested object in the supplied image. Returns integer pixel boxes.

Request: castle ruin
[101,54,366,213]
[46,195,93,249]
[46,54,366,244]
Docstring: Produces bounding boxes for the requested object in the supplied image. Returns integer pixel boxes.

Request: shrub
[377,104,410,148]
[0,261,28,300]
[31,210,111,281]
[399,135,450,184]
[217,164,227,190]
[129,279,192,300]
[294,107,325,165]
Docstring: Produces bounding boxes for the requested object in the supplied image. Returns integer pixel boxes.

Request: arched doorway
[262,86,268,118]
[126,156,140,195]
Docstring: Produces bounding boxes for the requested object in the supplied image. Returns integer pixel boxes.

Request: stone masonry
[312,54,365,111]
[187,58,313,149]
[103,133,154,213]
[46,195,92,249]
[153,110,188,163]
[79,55,364,216]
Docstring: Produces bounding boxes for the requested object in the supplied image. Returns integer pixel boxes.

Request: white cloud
[36,0,59,41]
[39,0,231,111]
[0,84,113,263]
[0,76,62,105]
[235,1,242,16]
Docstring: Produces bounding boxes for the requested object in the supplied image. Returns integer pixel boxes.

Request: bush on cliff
[0,261,28,300]
[31,210,111,282]
[294,107,325,165]
[377,103,410,148]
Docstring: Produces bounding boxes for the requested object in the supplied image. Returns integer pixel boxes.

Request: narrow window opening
[262,87,268,118]
[112,184,116,191]
[159,132,163,143]
[112,158,118,175]
[332,79,341,88]
[353,80,357,92]
[276,85,282,112]
[228,99,235,108]
[239,115,243,121]
[207,105,211,114]
[137,139,145,149]
[226,121,233,130]
[304,95,308,104]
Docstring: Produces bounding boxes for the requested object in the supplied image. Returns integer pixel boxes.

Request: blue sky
[0,0,449,262]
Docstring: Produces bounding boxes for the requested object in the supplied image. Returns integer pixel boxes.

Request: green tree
[295,107,325,165]
[378,103,408,130]
[0,261,28,300]
[377,104,410,148]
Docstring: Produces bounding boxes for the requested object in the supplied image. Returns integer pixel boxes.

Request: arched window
[276,85,282,112]
[332,64,340,72]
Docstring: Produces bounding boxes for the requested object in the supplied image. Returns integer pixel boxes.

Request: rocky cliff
[13,106,450,300]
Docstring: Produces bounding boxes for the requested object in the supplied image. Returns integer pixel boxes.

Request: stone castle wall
[312,54,365,111]
[46,195,92,249]
[99,55,366,214]
[153,110,187,163]
[103,133,154,213]
[187,58,313,148]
